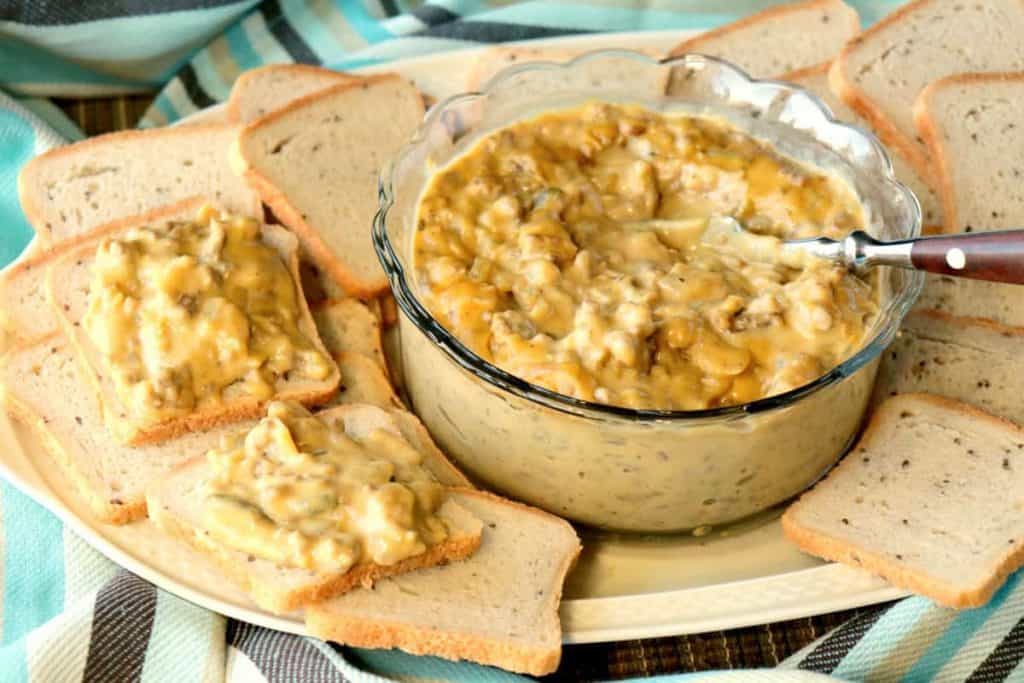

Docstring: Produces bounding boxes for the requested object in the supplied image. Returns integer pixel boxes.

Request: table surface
[51,93,891,681]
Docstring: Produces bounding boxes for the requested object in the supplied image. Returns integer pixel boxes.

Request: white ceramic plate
[0,30,908,645]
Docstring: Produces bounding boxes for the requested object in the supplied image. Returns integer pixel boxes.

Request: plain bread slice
[830,0,1024,183]
[227,64,361,124]
[146,404,483,614]
[783,393,1024,608]
[666,0,859,91]
[783,63,942,230]
[18,123,262,246]
[465,45,660,91]
[48,216,340,445]
[232,75,424,297]
[312,299,387,372]
[306,489,580,676]
[0,336,244,524]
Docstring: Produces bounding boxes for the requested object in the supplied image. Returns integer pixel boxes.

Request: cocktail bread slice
[909,72,1024,323]
[665,0,859,90]
[226,64,361,124]
[325,351,401,410]
[48,217,340,445]
[1,336,244,524]
[388,408,472,489]
[18,123,262,246]
[1,199,205,344]
[232,74,424,298]
[783,63,942,231]
[783,393,1024,608]
[874,310,1024,425]
[146,404,483,614]
[830,0,1024,183]
[306,489,580,676]
[465,45,661,91]
[312,299,386,372]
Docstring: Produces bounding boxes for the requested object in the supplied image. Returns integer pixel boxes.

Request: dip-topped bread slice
[146,401,482,614]
[911,72,1024,324]
[783,393,1024,608]
[665,0,859,89]
[1,199,204,344]
[47,205,340,445]
[18,123,262,246]
[830,0,1024,184]
[306,489,580,676]
[231,74,424,298]
[226,64,361,124]
[782,63,942,231]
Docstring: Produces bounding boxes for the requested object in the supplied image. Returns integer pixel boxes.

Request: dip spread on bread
[82,207,332,422]
[413,102,878,410]
[202,401,448,572]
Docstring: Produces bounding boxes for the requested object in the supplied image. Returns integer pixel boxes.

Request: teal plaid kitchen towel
[1,1,1023,681]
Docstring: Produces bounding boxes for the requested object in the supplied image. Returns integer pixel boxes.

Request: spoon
[634,216,1024,284]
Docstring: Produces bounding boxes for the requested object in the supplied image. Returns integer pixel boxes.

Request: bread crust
[232,73,422,299]
[913,71,1024,234]
[226,64,361,124]
[306,488,580,676]
[147,461,483,614]
[667,0,860,65]
[46,213,340,445]
[783,393,1024,608]
[17,123,262,246]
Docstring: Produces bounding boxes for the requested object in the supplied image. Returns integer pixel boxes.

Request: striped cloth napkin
[1,2,1023,681]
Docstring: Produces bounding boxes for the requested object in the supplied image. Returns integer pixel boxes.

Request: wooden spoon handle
[910,230,1024,284]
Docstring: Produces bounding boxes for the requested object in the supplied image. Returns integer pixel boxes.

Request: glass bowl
[373,51,923,533]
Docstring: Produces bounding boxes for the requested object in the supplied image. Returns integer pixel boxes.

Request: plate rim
[0,28,909,645]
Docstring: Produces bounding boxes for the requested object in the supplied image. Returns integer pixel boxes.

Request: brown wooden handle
[910,230,1024,284]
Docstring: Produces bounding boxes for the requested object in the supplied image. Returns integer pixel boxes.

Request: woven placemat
[51,93,885,680]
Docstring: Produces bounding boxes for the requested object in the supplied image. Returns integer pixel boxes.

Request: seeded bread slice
[783,63,942,230]
[306,489,580,676]
[231,75,424,298]
[47,217,340,445]
[909,72,1024,322]
[1,336,246,524]
[146,404,483,614]
[783,393,1024,608]
[666,0,859,92]
[312,299,386,372]
[18,123,262,246]
[226,64,361,124]
[1,199,206,344]
[874,310,1024,425]
[830,0,1024,184]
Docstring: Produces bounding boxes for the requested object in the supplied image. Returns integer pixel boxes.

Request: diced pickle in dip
[202,401,449,573]
[413,102,879,410]
[82,207,332,424]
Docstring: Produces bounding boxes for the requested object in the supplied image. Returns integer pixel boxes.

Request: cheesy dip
[83,208,333,424]
[413,102,878,410]
[203,401,448,572]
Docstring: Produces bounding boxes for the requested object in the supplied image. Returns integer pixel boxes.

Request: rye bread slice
[783,393,1024,608]
[783,63,942,231]
[874,309,1024,425]
[830,0,1024,185]
[306,489,580,676]
[312,299,387,372]
[231,74,424,298]
[17,123,262,246]
[0,336,245,524]
[666,0,859,90]
[145,404,483,614]
[910,72,1024,323]
[47,216,340,445]
[1,199,205,344]
[226,64,361,124]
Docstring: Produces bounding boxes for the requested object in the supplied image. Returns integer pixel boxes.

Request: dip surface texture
[413,103,878,410]
[83,208,332,424]
[202,401,448,572]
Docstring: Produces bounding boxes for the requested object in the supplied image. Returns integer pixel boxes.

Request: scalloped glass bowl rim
[373,49,924,424]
